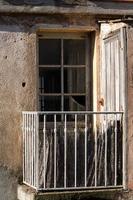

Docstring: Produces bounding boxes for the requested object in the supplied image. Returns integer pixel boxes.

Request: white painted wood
[101,25,126,189]
[102,28,125,114]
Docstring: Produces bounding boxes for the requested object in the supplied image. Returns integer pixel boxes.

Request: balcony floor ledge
[17,184,125,200]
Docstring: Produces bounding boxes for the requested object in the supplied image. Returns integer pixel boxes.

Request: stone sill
[17,184,124,200]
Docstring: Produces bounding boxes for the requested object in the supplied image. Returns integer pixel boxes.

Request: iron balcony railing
[22,111,125,191]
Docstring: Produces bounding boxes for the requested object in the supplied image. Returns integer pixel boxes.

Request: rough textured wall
[127,25,133,189]
[0,167,18,200]
[0,14,97,200]
[0,22,37,171]
[0,13,97,179]
[0,14,97,171]
[0,18,37,200]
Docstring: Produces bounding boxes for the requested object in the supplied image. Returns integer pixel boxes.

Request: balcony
[22,111,125,191]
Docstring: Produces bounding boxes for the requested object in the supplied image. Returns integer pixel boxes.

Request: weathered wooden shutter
[101,27,126,112]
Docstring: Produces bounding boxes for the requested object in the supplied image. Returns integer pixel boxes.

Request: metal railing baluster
[64,114,67,188]
[43,115,46,189]
[31,114,33,186]
[85,114,87,187]
[95,113,97,187]
[26,113,28,183]
[74,114,77,188]
[29,114,32,185]
[115,114,117,186]
[33,114,36,187]
[22,111,124,191]
[22,113,25,182]
[36,113,39,189]
[54,114,57,189]
[105,115,107,187]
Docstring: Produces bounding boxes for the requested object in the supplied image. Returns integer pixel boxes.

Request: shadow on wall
[2,0,133,10]
[3,0,90,6]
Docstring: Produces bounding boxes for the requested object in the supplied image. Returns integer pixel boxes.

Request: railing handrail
[22,111,124,115]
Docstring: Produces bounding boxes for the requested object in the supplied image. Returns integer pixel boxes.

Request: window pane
[64,39,85,65]
[64,96,86,111]
[39,68,61,93]
[39,96,61,111]
[64,68,85,93]
[39,39,61,65]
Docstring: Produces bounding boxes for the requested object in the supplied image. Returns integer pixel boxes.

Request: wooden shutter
[101,27,126,112]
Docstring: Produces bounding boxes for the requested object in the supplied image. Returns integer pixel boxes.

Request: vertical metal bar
[32,114,34,186]
[28,113,30,184]
[74,114,77,188]
[29,114,31,185]
[122,113,126,189]
[30,114,32,185]
[33,114,36,187]
[36,113,39,190]
[26,113,28,183]
[85,114,87,187]
[64,114,67,188]
[54,114,57,188]
[61,39,64,112]
[29,114,32,185]
[34,113,36,187]
[105,114,107,186]
[27,113,29,184]
[22,113,25,182]
[114,114,117,186]
[25,113,27,183]
[31,114,33,186]
[43,115,46,189]
[95,114,97,187]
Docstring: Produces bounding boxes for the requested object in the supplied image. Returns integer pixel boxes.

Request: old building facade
[0,1,133,200]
